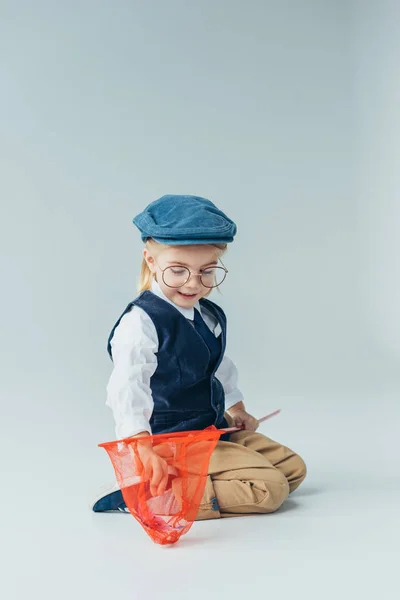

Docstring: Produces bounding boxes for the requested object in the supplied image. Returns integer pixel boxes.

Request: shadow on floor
[291,485,325,497]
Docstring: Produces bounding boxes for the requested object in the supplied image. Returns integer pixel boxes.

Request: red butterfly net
[99,426,222,545]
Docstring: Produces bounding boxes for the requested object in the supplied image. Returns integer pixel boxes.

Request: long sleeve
[215,353,244,410]
[106,306,159,438]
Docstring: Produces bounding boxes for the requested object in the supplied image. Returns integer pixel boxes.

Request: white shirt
[106,280,243,438]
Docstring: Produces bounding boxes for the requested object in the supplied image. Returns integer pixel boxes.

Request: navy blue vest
[107,291,229,436]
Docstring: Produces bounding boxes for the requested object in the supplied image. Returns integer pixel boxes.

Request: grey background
[1,1,399,599]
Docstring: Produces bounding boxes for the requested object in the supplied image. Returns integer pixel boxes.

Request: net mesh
[99,426,222,545]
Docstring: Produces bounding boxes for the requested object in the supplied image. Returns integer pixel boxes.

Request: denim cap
[133,195,237,245]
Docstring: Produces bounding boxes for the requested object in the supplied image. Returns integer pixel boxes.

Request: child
[93,195,306,519]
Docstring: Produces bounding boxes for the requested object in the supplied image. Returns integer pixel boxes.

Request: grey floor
[2,393,398,600]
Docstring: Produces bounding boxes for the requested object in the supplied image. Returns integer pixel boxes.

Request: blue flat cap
[133,195,237,245]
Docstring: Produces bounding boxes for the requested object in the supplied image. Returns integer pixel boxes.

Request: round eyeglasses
[155,259,228,289]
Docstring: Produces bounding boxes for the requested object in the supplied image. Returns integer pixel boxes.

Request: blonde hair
[137,238,228,295]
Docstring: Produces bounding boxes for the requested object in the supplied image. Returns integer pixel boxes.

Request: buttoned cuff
[195,476,221,520]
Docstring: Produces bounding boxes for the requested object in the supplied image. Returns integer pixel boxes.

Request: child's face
[145,245,221,308]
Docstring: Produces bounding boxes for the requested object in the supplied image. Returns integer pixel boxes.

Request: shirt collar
[150,279,201,320]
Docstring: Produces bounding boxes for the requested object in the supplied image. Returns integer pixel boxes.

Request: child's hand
[230,409,259,432]
[130,437,169,497]
[143,449,169,497]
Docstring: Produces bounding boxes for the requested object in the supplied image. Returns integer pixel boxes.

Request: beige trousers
[196,423,307,520]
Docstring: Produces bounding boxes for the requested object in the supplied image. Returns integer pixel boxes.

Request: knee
[252,469,289,513]
[296,455,307,481]
[213,469,289,515]
[263,470,290,511]
[289,454,307,493]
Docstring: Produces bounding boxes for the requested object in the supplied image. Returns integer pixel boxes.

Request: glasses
[154,259,228,289]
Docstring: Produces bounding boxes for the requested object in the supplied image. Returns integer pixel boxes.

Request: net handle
[98,411,281,448]
[222,409,281,433]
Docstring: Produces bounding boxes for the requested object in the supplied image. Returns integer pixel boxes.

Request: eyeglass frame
[153,258,228,289]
